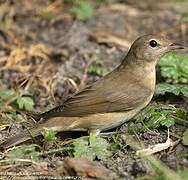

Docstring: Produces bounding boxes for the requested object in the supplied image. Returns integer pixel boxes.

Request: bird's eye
[149,40,158,48]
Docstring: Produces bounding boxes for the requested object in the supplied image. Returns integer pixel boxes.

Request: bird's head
[127,35,184,64]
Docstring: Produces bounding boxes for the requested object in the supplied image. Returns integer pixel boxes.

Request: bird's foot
[99,131,117,136]
[88,129,100,136]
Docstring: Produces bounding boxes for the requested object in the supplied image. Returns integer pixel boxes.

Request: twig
[0,158,39,166]
[125,133,182,180]
[136,129,180,156]
[90,31,131,48]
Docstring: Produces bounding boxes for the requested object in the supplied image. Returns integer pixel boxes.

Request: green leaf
[134,105,177,130]
[160,117,175,128]
[89,134,110,160]
[179,170,188,180]
[135,105,156,123]
[155,83,188,97]
[70,1,93,21]
[5,110,18,119]
[180,11,188,23]
[6,144,39,161]
[175,108,187,119]
[73,138,94,160]
[110,134,124,151]
[181,86,188,97]
[16,96,34,111]
[158,53,188,84]
[0,89,16,100]
[182,129,188,146]
[155,83,180,96]
[41,128,57,142]
[73,135,110,160]
[87,58,108,76]
[146,111,165,129]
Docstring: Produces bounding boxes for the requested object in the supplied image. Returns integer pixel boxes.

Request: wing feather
[40,68,153,118]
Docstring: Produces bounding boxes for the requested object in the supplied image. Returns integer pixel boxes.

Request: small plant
[180,11,188,23]
[41,128,57,142]
[73,134,111,160]
[110,133,125,151]
[73,138,94,159]
[70,1,93,21]
[6,144,40,161]
[158,53,188,84]
[0,89,34,112]
[0,89,34,128]
[87,58,108,76]
[156,53,188,100]
[182,129,188,146]
[155,83,188,98]
[134,104,186,131]
[16,96,34,111]
[179,170,188,180]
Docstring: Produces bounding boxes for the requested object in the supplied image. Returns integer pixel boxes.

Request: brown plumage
[0,34,184,149]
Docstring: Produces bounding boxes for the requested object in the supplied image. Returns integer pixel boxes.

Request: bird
[0,34,184,149]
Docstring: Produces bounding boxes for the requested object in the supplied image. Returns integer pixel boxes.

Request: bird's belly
[91,96,153,131]
[97,108,142,131]
[71,104,150,132]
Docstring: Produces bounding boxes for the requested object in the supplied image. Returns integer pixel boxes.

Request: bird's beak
[168,43,184,50]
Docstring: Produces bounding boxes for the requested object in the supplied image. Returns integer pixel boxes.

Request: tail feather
[0,132,31,149]
[0,126,42,149]
[0,116,76,149]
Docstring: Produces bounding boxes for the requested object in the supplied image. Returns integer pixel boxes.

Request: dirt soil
[0,0,188,179]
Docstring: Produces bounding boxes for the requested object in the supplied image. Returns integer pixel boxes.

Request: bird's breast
[132,63,156,93]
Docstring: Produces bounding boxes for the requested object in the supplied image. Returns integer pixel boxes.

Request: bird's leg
[88,129,100,136]
[99,132,117,136]
[89,129,116,137]
[166,128,170,143]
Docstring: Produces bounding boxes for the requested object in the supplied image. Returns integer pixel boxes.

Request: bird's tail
[0,112,45,149]
[0,126,42,150]
[0,116,78,149]
[0,132,31,149]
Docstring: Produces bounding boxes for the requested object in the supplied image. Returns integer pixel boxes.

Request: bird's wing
[40,70,152,118]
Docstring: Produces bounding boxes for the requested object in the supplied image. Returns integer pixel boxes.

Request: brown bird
[0,35,184,149]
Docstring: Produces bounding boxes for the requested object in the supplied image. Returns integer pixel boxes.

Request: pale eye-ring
[149,40,158,48]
